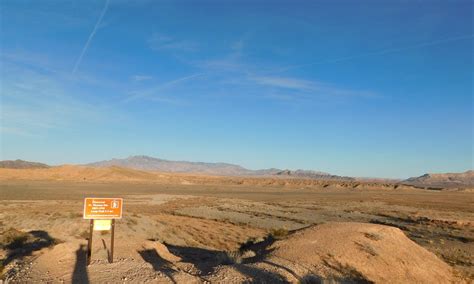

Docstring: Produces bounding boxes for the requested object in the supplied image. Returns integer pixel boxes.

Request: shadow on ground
[1,230,58,268]
[72,244,89,284]
[138,249,177,283]
[138,235,289,283]
[138,230,375,284]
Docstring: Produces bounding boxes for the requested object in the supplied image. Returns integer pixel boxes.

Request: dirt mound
[263,222,454,283]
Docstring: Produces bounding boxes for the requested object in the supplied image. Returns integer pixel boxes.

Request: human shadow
[2,230,57,267]
[72,244,90,284]
[138,249,177,284]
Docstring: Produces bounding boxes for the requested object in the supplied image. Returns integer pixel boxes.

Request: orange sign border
[83,198,123,220]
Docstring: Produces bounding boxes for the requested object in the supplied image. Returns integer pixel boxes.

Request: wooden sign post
[83,198,123,265]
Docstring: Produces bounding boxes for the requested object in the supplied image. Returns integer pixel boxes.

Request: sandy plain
[0,173,473,283]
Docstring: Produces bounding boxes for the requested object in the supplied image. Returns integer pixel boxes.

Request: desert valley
[0,157,473,283]
[2,0,472,282]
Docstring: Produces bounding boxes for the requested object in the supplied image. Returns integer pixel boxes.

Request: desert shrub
[239,237,258,252]
[0,228,29,250]
[68,212,83,219]
[269,228,288,239]
[217,251,243,265]
[127,217,138,227]
[77,229,90,240]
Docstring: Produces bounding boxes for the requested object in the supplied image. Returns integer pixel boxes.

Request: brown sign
[83,198,123,219]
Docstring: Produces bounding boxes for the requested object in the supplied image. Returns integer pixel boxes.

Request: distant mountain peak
[85,155,351,180]
[0,159,50,169]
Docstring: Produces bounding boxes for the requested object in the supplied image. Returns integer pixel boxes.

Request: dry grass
[269,228,289,240]
[126,217,138,227]
[364,232,383,241]
[77,229,90,240]
[68,212,82,219]
[356,242,378,257]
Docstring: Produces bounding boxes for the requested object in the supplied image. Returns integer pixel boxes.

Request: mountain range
[85,155,354,180]
[1,156,472,187]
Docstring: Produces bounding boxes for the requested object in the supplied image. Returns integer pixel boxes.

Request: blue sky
[0,0,472,178]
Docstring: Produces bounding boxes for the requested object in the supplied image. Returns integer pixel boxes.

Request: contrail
[272,34,474,73]
[72,0,110,74]
[123,73,204,103]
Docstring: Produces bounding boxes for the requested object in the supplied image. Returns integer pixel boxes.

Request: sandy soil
[1,179,473,283]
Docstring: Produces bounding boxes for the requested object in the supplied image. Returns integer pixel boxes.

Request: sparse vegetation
[0,228,29,250]
[356,242,378,257]
[0,228,60,278]
[239,236,259,252]
[48,212,62,221]
[0,179,472,281]
[322,257,374,283]
[364,232,383,241]
[68,212,82,219]
[217,250,243,265]
[77,229,90,240]
[126,217,138,227]
[269,228,288,239]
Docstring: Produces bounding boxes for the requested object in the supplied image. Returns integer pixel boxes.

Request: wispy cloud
[124,73,203,102]
[195,34,252,73]
[253,76,315,91]
[252,76,378,98]
[148,33,197,52]
[274,34,474,73]
[72,0,110,74]
[131,75,153,82]
[1,62,106,137]
[0,126,36,138]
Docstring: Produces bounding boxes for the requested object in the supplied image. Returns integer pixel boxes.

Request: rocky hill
[404,170,474,189]
[0,159,50,169]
